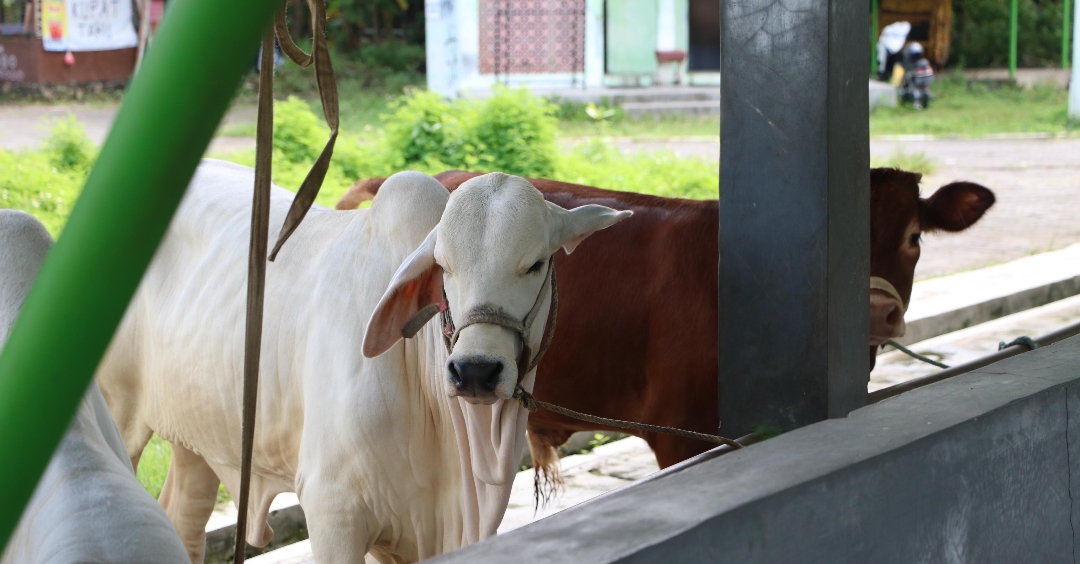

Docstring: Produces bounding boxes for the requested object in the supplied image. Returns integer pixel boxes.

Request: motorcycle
[898,42,935,110]
[876,21,935,110]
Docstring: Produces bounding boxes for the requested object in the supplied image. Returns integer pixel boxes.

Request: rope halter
[438,255,559,401]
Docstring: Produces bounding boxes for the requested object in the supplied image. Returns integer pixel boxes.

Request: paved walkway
[876,137,1080,281]
[0,103,256,153]
[601,136,1080,282]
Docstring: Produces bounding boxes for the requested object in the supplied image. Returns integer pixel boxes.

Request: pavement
[874,137,1080,281]
[0,103,257,154]
[2,105,1079,283]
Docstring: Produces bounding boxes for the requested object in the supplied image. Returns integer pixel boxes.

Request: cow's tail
[528,430,564,510]
[335,177,386,210]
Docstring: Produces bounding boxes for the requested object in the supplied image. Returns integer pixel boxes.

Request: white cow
[0,209,188,564]
[96,160,630,563]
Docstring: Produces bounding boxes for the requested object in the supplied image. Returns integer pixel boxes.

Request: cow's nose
[869,292,906,343]
[448,359,503,395]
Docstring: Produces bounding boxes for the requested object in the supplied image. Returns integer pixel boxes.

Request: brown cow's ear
[363,227,443,358]
[922,181,995,232]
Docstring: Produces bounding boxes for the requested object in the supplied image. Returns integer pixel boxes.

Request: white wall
[425,0,460,97]
[585,0,605,88]
[1070,1,1079,119]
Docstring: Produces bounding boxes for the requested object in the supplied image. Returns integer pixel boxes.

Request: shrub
[41,114,96,173]
[951,0,1070,68]
[0,118,92,237]
[459,86,559,177]
[376,85,559,177]
[380,88,461,170]
[274,96,326,164]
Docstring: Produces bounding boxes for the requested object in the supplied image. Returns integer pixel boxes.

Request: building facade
[426,0,721,97]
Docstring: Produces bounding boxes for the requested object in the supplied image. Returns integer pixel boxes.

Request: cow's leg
[647,434,712,469]
[159,442,221,564]
[302,479,380,564]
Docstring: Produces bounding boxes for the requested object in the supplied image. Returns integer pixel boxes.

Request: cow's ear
[922,181,995,232]
[547,201,633,255]
[363,228,443,358]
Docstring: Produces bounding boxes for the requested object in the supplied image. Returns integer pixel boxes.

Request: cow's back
[95,159,361,502]
[1,382,190,564]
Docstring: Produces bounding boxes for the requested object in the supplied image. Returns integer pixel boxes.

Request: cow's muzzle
[448,357,504,401]
[870,276,906,346]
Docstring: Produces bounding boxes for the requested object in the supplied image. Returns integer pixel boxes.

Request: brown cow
[336,169,994,484]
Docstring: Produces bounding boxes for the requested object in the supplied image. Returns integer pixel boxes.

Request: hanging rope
[235,1,338,562]
[269,0,339,260]
[234,27,276,564]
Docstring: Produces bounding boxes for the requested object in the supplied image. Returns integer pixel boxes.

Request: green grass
[216,121,258,138]
[869,74,1073,137]
[189,69,1076,143]
[557,116,720,138]
[137,435,231,504]
[554,138,718,199]
[135,435,172,499]
[870,150,939,176]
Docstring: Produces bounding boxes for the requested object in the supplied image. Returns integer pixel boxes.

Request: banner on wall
[41,0,139,52]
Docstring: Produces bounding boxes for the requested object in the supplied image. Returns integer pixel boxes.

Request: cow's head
[363,172,631,404]
[869,168,995,369]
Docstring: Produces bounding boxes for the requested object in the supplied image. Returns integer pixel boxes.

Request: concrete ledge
[428,336,1080,563]
[204,494,306,564]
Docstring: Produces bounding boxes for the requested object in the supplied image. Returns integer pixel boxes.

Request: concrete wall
[428,335,1080,563]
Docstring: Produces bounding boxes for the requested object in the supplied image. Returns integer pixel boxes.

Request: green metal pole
[1010,0,1019,80]
[871,0,879,76]
[0,0,277,546]
[1065,0,1072,69]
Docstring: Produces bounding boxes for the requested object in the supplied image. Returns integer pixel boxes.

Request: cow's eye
[909,233,921,246]
[527,260,544,274]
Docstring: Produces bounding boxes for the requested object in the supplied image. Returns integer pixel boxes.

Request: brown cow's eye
[909,233,922,246]
[527,260,544,274]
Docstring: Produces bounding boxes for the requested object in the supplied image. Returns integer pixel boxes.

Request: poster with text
[40,0,68,51]
[42,0,139,52]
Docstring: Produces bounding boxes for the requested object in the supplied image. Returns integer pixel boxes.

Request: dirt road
[2,104,1077,280]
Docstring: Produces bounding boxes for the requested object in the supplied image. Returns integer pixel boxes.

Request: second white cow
[96,161,630,563]
[0,209,188,564]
